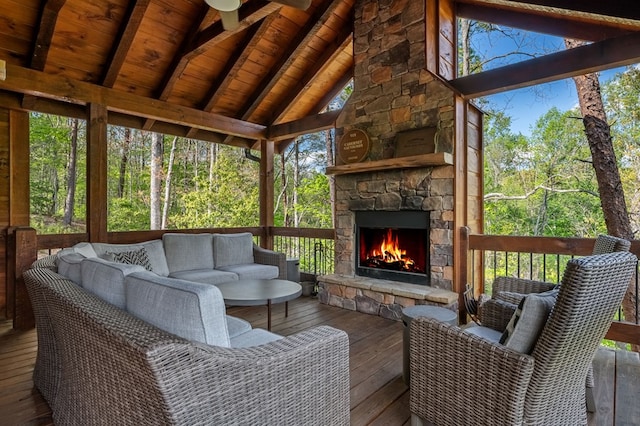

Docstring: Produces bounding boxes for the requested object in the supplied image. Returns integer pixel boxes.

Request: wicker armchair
[410,251,637,426]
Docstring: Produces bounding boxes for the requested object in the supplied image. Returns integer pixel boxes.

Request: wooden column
[8,227,37,330]
[260,140,274,249]
[86,103,108,242]
[8,110,31,328]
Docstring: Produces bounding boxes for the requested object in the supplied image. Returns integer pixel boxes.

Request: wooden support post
[8,227,37,330]
[260,140,274,249]
[86,103,108,242]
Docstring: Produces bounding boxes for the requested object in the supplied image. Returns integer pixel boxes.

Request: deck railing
[460,228,640,346]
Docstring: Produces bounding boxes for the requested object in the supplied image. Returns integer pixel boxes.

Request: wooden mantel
[325,152,453,176]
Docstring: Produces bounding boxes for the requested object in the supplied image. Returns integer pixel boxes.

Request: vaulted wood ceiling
[0,0,639,153]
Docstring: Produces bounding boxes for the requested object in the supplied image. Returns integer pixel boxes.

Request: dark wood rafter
[269,26,352,124]
[449,31,640,98]
[489,0,640,21]
[456,3,633,42]
[30,0,67,71]
[268,109,341,142]
[101,0,153,88]
[228,0,348,134]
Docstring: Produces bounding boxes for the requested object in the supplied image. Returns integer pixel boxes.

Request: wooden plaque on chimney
[394,127,437,158]
[337,129,370,164]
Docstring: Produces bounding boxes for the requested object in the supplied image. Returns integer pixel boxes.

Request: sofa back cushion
[163,233,214,272]
[56,252,85,285]
[92,241,170,277]
[213,233,254,268]
[81,258,146,309]
[125,271,230,347]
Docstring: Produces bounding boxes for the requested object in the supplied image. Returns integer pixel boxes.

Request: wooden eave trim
[492,0,640,22]
[268,109,341,141]
[0,64,266,139]
[456,3,632,42]
[449,32,640,98]
[0,90,255,148]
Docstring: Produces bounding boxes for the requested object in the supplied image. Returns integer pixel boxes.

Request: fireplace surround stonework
[317,0,483,320]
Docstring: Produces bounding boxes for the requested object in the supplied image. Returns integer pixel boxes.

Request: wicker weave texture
[410,251,637,426]
[24,267,349,425]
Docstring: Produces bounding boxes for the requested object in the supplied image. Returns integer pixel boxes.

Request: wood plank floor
[0,296,638,425]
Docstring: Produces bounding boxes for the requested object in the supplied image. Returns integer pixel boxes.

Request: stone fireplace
[315,0,478,320]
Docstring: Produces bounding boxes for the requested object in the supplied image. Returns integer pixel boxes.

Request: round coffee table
[216,279,302,330]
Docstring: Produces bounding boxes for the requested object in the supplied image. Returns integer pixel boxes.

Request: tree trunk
[150,132,163,230]
[117,128,132,198]
[293,138,300,227]
[63,118,78,226]
[161,136,178,230]
[325,129,335,226]
[280,152,289,226]
[460,18,471,76]
[565,38,636,324]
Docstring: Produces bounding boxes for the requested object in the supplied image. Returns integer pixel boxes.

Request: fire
[364,228,418,271]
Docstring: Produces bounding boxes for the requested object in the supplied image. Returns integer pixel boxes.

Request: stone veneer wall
[332,0,457,293]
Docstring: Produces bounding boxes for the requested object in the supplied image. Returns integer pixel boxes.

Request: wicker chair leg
[411,414,434,426]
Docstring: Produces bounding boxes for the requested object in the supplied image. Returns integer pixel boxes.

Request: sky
[469,26,629,137]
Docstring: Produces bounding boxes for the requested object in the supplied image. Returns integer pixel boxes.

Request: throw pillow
[106,248,153,272]
[499,288,558,354]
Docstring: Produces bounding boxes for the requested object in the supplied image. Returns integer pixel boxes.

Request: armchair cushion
[499,288,558,354]
[213,232,254,267]
[163,233,214,272]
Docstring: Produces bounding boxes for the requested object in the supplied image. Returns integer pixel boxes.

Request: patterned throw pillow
[499,288,558,354]
[107,248,153,272]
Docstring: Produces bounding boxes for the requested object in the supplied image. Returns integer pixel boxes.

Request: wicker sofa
[24,262,350,425]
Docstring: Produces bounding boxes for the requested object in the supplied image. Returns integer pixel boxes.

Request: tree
[565,38,636,323]
[62,118,79,226]
[150,132,163,230]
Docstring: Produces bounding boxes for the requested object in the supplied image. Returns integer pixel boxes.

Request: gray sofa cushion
[125,271,230,347]
[230,328,283,348]
[213,233,254,268]
[56,252,85,285]
[169,268,238,285]
[216,263,279,280]
[226,315,252,338]
[81,258,146,309]
[163,233,214,272]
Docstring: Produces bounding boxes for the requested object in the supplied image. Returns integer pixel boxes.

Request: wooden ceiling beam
[449,32,640,98]
[268,109,341,141]
[493,0,640,21]
[30,0,67,71]
[0,90,253,148]
[234,0,346,124]
[456,3,632,41]
[270,26,352,124]
[0,63,266,139]
[101,0,152,88]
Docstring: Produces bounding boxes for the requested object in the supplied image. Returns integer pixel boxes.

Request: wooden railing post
[458,226,470,324]
[7,226,37,330]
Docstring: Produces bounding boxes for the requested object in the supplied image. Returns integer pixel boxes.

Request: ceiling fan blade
[270,0,312,11]
[219,9,240,30]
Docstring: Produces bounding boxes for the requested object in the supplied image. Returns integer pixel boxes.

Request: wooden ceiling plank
[235,0,346,123]
[189,1,281,59]
[102,0,153,88]
[0,63,267,139]
[449,31,640,98]
[201,19,269,112]
[456,3,631,42]
[30,0,68,71]
[270,26,351,124]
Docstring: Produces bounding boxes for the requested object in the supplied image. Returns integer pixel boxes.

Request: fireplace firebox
[355,211,430,285]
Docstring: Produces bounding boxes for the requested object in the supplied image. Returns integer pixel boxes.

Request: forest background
[29,22,640,242]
